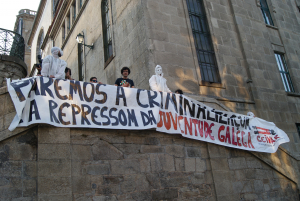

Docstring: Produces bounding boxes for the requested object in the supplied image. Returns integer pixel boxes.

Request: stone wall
[0,124,298,200]
[0,55,27,88]
[0,128,37,200]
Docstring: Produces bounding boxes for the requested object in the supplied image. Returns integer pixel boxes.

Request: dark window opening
[62,23,65,43]
[73,1,76,22]
[186,0,220,83]
[36,30,44,63]
[102,0,113,63]
[79,0,83,9]
[260,0,274,26]
[274,53,294,92]
[296,123,300,137]
[67,14,70,32]
[78,43,84,81]
[53,0,60,18]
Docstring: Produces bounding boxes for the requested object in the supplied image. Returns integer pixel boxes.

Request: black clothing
[115,78,134,87]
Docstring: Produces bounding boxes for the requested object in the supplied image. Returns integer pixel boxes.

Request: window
[274,53,294,92]
[79,0,83,9]
[296,123,300,137]
[260,0,274,26]
[53,0,60,18]
[186,0,220,83]
[17,18,23,36]
[102,0,113,63]
[62,23,65,43]
[67,14,70,33]
[73,1,76,22]
[36,30,44,63]
[78,43,84,81]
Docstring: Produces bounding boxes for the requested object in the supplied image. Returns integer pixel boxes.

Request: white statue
[149,65,171,92]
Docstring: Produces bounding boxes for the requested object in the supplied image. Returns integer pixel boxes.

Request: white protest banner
[7,76,160,131]
[7,77,289,153]
[156,93,290,153]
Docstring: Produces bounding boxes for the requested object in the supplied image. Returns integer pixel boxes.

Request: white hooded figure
[149,65,171,92]
[247,112,255,118]
[41,47,67,79]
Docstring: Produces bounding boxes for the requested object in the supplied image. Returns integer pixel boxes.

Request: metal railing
[0,28,25,60]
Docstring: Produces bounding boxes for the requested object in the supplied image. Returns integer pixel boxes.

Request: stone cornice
[28,0,47,46]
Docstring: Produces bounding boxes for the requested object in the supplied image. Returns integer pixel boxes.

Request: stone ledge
[266,24,278,30]
[0,86,8,95]
[0,125,36,142]
[0,55,27,75]
[286,92,300,98]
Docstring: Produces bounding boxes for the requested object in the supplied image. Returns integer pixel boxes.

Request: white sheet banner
[7,77,289,153]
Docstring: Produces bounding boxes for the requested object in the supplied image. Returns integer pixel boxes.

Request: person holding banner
[114,67,135,88]
[65,67,74,80]
[41,47,67,79]
[149,65,171,93]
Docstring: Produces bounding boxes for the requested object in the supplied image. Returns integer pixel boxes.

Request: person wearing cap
[114,67,135,88]
[41,47,67,79]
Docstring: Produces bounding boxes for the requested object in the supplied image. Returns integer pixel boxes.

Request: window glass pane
[274,53,294,92]
[296,124,300,138]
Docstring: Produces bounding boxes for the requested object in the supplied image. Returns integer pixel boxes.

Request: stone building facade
[0,0,300,200]
[13,9,36,74]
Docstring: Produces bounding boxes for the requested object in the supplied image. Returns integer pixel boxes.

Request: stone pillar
[37,126,72,200]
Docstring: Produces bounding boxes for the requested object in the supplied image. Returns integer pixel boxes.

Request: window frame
[296,123,300,138]
[79,0,83,9]
[260,0,274,26]
[72,1,76,23]
[53,0,60,18]
[101,0,113,66]
[62,23,65,43]
[184,0,221,84]
[274,52,295,93]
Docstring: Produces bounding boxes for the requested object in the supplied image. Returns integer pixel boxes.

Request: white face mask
[155,66,162,75]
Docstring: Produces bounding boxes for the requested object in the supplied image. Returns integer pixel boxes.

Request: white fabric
[149,65,171,92]
[247,112,255,118]
[41,47,67,79]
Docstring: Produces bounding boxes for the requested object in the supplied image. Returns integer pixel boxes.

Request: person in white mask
[149,65,171,92]
[41,47,67,79]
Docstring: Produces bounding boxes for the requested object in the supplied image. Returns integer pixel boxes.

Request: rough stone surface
[0,55,27,87]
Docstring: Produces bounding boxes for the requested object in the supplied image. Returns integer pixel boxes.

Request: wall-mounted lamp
[76,33,93,49]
